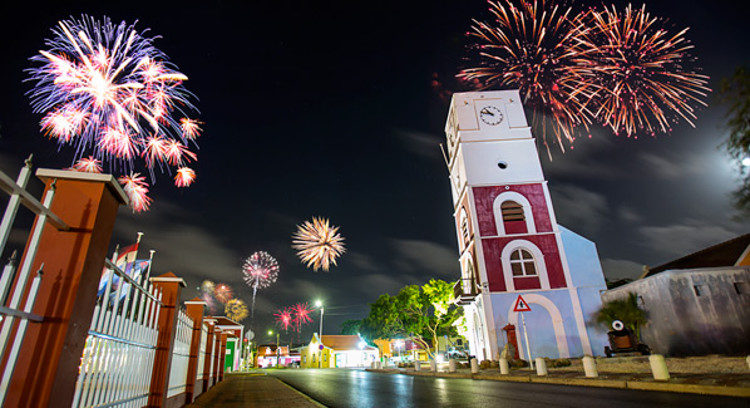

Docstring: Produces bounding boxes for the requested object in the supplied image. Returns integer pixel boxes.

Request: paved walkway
[188,373,323,407]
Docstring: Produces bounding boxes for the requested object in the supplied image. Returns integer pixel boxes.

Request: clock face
[479,105,503,126]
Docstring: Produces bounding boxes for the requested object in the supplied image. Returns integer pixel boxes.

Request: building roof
[642,234,750,278]
[317,335,376,351]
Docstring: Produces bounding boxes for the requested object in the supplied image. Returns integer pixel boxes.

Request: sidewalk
[188,373,324,408]
[366,368,750,398]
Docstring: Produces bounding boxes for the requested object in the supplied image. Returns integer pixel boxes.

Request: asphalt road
[270,369,748,408]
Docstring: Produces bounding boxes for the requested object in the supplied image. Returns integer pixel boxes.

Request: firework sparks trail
[242,251,279,318]
[275,307,294,332]
[291,302,314,333]
[118,173,152,212]
[589,4,710,137]
[72,156,103,173]
[458,0,600,153]
[213,283,234,304]
[225,299,249,322]
[27,15,203,211]
[292,217,346,272]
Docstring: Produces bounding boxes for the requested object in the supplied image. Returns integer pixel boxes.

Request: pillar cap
[36,168,130,205]
[150,271,187,287]
[185,297,208,306]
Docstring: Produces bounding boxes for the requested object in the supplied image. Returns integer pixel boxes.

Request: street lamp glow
[267,330,273,335]
[314,299,323,308]
[742,157,750,167]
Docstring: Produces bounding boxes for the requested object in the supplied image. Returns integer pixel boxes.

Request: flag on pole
[97,242,140,297]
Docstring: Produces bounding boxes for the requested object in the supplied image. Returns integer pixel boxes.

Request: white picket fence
[167,309,193,398]
[70,257,162,408]
[196,323,208,381]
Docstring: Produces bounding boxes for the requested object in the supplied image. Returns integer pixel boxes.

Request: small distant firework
[589,4,710,137]
[275,307,294,332]
[213,283,234,304]
[292,217,346,272]
[291,302,313,333]
[118,173,152,212]
[174,167,196,187]
[458,0,598,152]
[198,280,216,311]
[225,299,249,322]
[72,156,102,173]
[200,280,216,294]
[27,15,203,212]
[242,251,279,318]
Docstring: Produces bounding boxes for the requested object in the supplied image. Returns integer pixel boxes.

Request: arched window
[501,201,528,234]
[492,192,535,236]
[459,208,470,244]
[509,249,537,277]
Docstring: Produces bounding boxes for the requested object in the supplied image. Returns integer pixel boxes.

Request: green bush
[479,360,492,369]
[546,358,571,368]
[490,360,499,368]
[509,359,528,368]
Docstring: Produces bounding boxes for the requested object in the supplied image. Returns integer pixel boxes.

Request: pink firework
[27,15,203,212]
[72,156,102,173]
[174,167,196,187]
[275,307,294,332]
[118,173,152,212]
[291,302,313,332]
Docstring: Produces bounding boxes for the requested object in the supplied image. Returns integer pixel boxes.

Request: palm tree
[594,292,648,339]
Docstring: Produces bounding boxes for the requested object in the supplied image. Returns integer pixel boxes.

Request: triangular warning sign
[513,295,531,312]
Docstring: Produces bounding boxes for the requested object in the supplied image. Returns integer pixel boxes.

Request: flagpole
[521,312,533,370]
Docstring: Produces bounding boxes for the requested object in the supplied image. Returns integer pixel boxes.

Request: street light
[315,300,324,368]
[268,330,280,368]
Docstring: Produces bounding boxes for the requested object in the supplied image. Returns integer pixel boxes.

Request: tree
[719,66,750,214]
[339,319,362,335]
[361,279,462,359]
[594,292,648,339]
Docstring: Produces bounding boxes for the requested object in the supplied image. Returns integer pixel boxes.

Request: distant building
[602,234,750,356]
[444,90,609,360]
[300,334,378,368]
[212,316,244,372]
[255,344,299,367]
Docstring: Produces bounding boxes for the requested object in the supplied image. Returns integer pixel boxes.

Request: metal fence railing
[167,308,193,398]
[70,256,162,408]
[0,158,70,405]
[196,323,208,381]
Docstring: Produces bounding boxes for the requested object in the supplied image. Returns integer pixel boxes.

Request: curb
[275,377,328,407]
[365,369,750,398]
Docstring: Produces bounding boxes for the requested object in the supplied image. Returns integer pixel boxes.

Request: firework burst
[458,0,599,152]
[213,283,234,304]
[174,167,196,187]
[292,217,346,272]
[275,307,294,332]
[27,15,203,211]
[72,156,103,173]
[291,302,314,333]
[588,4,710,137]
[242,251,279,318]
[199,280,217,311]
[225,299,249,322]
[118,173,152,212]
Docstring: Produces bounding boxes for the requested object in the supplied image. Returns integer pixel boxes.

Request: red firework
[275,307,294,332]
[588,4,710,137]
[291,303,313,332]
[458,0,599,152]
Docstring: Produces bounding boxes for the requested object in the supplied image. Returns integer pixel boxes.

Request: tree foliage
[594,292,648,339]
[361,279,461,359]
[339,319,362,335]
[719,66,750,214]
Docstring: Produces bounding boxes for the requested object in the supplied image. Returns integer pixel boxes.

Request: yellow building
[300,333,378,368]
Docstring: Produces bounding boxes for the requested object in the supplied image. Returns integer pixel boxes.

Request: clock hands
[481,108,495,117]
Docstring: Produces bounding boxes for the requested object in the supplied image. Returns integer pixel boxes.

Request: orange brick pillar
[147,272,186,408]
[219,332,228,381]
[4,169,128,407]
[202,319,216,391]
[184,298,206,403]
[212,330,222,385]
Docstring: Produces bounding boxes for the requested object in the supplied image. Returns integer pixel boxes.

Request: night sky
[0,0,748,344]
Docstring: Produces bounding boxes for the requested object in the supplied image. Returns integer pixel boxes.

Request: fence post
[219,331,228,381]
[203,319,216,390]
[4,170,128,407]
[147,272,186,408]
[212,329,222,384]
[184,297,207,403]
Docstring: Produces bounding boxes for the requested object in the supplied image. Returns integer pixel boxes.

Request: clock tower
[445,90,608,360]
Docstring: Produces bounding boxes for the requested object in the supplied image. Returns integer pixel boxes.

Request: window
[509,249,537,277]
[460,209,470,244]
[501,201,525,222]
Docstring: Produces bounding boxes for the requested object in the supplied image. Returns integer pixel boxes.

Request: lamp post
[315,299,324,368]
[268,330,280,368]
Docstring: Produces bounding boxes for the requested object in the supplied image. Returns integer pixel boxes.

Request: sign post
[513,295,534,370]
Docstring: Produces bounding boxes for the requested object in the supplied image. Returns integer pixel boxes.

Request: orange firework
[213,283,234,304]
